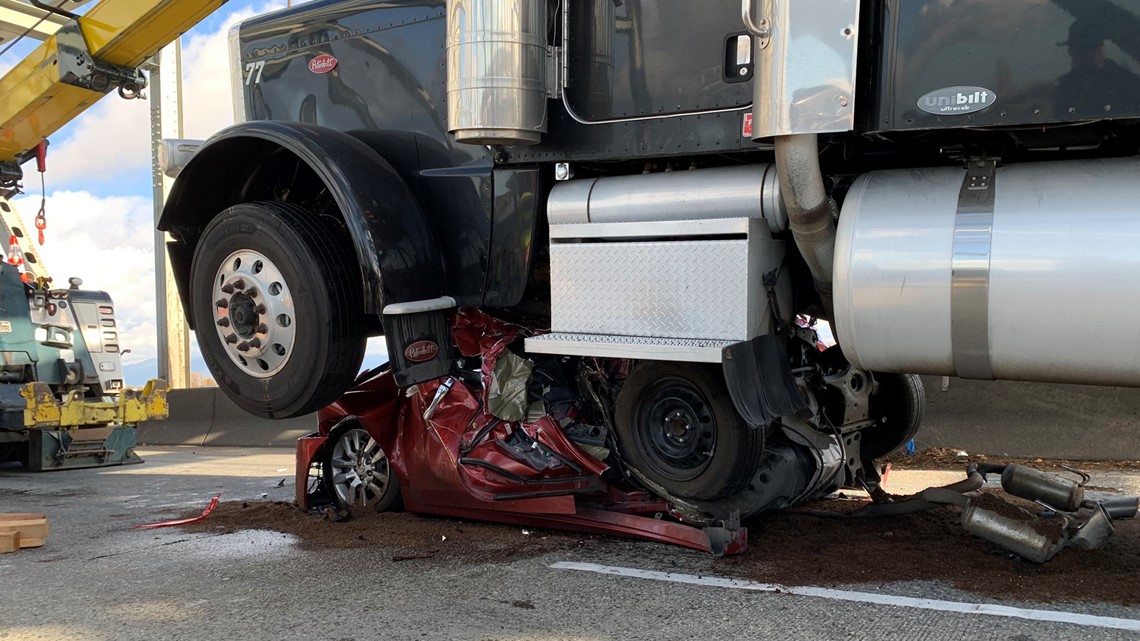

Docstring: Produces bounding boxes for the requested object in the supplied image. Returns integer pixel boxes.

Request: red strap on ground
[133,493,221,529]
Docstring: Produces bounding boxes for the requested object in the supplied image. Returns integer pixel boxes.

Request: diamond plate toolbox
[548,218,784,341]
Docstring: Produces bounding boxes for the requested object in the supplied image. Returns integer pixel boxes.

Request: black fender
[158,120,445,326]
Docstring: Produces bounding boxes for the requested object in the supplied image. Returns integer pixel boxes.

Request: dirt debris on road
[890,447,1140,472]
[179,487,1140,606]
[179,500,596,563]
[724,495,1140,606]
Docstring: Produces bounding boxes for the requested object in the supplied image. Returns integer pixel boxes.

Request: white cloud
[39,96,152,185]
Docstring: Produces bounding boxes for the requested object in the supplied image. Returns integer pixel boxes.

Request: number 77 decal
[245,60,266,86]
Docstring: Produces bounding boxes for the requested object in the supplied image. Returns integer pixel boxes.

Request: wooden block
[0,518,49,541]
[0,513,45,521]
[0,515,50,549]
[0,530,17,553]
[17,537,44,549]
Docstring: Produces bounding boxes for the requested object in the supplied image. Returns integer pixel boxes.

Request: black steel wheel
[323,426,401,514]
[863,373,926,459]
[615,362,763,500]
[190,201,366,419]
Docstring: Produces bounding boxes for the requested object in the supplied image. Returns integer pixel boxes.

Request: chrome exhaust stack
[743,0,860,319]
[774,135,838,319]
[446,0,548,146]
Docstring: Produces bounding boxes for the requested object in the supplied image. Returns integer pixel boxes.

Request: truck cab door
[563,0,754,122]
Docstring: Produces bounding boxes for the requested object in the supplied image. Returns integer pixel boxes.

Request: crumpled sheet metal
[453,308,536,418]
[413,309,609,504]
[487,349,534,421]
[400,377,582,514]
[419,379,604,491]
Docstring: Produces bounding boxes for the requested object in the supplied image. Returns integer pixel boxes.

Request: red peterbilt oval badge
[404,340,439,363]
[308,54,338,74]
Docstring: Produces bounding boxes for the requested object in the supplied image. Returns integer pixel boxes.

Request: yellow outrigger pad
[21,379,168,429]
[0,0,226,164]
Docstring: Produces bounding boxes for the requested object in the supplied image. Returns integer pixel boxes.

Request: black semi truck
[159,0,1140,515]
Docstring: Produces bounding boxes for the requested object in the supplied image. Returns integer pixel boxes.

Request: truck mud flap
[722,335,806,427]
[384,307,455,387]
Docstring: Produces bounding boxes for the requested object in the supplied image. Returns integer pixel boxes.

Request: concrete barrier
[916,377,1140,460]
[140,378,1140,460]
[137,388,316,448]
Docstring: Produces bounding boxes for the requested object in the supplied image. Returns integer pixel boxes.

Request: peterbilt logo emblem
[405,340,439,363]
[918,86,997,115]
[308,54,338,74]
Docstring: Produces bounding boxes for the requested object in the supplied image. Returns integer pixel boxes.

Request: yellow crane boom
[0,0,225,171]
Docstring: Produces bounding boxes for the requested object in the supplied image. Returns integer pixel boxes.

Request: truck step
[526,332,733,363]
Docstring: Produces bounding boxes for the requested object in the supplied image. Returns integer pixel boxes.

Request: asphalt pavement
[2,447,1139,641]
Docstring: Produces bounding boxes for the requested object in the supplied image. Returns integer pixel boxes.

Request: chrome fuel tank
[547,165,787,232]
[834,157,1140,387]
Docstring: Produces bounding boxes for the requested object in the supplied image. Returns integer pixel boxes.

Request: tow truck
[152,0,1140,557]
[0,192,169,470]
[0,0,227,469]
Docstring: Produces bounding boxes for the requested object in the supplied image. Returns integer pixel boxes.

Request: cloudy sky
[1,0,388,385]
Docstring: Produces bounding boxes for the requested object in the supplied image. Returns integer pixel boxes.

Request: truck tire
[615,362,763,500]
[863,373,925,459]
[190,201,366,419]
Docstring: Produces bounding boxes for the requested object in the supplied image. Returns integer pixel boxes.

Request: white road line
[550,561,1140,632]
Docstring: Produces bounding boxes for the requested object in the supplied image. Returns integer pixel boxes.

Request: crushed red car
[297,310,749,554]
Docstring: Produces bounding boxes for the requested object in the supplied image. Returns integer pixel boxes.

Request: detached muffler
[960,494,1068,564]
[861,462,1135,563]
[998,464,1085,511]
[961,492,1122,563]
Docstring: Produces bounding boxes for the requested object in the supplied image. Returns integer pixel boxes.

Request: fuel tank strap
[950,159,997,380]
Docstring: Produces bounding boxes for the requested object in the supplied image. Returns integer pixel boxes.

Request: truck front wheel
[190,201,366,419]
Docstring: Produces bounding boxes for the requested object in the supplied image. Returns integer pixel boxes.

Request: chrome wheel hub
[211,250,296,378]
[329,428,391,509]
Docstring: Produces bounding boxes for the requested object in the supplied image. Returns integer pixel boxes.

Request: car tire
[614,362,763,500]
[323,425,401,515]
[190,201,366,419]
